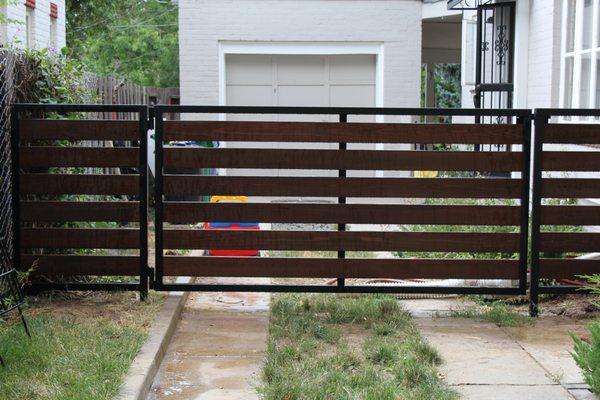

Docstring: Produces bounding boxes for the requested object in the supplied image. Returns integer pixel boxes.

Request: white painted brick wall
[526,0,561,109]
[179,0,422,108]
[1,1,66,50]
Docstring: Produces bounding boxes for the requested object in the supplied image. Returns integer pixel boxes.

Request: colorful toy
[204,195,260,256]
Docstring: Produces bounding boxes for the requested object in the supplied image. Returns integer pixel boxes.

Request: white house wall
[526,0,562,109]
[178,0,422,111]
[1,1,66,50]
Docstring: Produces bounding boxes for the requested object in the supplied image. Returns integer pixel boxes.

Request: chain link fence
[0,49,16,276]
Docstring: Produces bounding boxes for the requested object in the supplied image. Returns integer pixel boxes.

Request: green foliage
[260,294,457,400]
[573,321,600,394]
[434,64,461,109]
[14,47,93,104]
[66,0,179,87]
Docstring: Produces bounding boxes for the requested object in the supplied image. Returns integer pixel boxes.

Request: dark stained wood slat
[163,256,520,279]
[20,146,139,168]
[21,201,140,222]
[163,230,520,252]
[163,148,522,172]
[163,176,522,199]
[542,151,600,171]
[164,121,523,144]
[544,124,600,144]
[541,179,600,198]
[540,233,600,253]
[20,174,139,195]
[21,228,140,249]
[21,255,139,276]
[539,259,600,279]
[19,119,140,141]
[164,202,521,225]
[540,206,600,225]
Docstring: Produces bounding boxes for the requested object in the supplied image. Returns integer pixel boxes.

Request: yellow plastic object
[414,170,438,178]
[210,195,248,203]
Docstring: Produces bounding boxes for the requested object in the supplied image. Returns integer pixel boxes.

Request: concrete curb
[117,277,192,400]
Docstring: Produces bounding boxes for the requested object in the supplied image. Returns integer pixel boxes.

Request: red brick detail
[25,0,35,9]
[50,3,58,18]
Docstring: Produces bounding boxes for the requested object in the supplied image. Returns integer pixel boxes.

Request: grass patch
[451,300,533,327]
[573,319,600,394]
[0,292,163,400]
[259,294,457,400]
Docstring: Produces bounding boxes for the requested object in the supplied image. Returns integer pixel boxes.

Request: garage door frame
[218,41,384,118]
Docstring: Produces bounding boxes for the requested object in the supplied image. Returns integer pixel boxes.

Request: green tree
[66,0,178,87]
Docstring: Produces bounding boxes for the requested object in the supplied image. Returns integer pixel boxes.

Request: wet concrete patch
[148,279,269,400]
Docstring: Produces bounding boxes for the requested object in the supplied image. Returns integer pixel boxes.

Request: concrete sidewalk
[147,278,270,400]
[402,299,596,400]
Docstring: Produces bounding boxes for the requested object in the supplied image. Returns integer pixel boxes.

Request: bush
[573,320,600,393]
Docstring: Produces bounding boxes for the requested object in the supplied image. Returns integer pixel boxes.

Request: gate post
[518,114,532,295]
[529,111,547,317]
[337,113,347,287]
[154,107,164,291]
[139,106,149,300]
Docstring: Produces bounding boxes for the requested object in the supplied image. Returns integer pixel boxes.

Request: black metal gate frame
[152,105,532,295]
[529,108,600,315]
[12,104,149,297]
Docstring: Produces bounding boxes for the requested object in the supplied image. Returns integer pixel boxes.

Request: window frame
[560,0,600,117]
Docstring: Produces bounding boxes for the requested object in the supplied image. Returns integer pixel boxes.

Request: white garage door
[223,54,381,181]
[225,54,376,120]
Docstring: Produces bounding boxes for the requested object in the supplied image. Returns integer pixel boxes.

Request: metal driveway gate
[530,109,600,315]
[153,106,531,295]
[13,104,149,298]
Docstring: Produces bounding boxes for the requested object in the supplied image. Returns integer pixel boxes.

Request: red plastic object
[203,222,260,256]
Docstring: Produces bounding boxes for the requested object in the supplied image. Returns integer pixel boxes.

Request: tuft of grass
[259,294,457,400]
[451,301,533,327]
[0,292,163,400]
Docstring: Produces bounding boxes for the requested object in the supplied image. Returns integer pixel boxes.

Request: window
[560,0,600,115]
[49,17,57,48]
[25,8,34,49]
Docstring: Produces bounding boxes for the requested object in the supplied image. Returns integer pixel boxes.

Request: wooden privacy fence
[12,104,148,297]
[154,106,531,294]
[530,109,600,315]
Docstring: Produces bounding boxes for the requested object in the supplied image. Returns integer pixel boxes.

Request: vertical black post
[474,5,483,129]
[337,114,347,287]
[529,112,546,317]
[154,108,164,291]
[10,108,19,275]
[517,115,531,295]
[138,107,149,300]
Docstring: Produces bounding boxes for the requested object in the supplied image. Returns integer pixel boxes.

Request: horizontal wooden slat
[164,202,521,225]
[164,121,523,144]
[20,174,139,195]
[544,124,600,144]
[21,201,140,222]
[542,151,600,171]
[540,206,600,225]
[163,230,520,252]
[163,176,522,198]
[21,255,139,276]
[21,228,140,249]
[163,148,522,172]
[20,146,139,168]
[539,259,600,279]
[540,233,600,253]
[19,119,140,141]
[542,179,600,198]
[163,256,520,279]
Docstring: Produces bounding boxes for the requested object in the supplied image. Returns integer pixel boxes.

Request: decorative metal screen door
[474,1,516,134]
